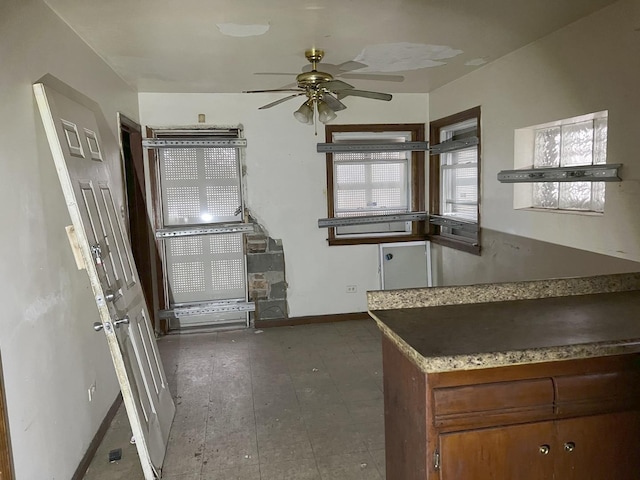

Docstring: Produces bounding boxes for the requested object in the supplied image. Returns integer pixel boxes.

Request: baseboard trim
[255,311,371,328]
[71,393,123,480]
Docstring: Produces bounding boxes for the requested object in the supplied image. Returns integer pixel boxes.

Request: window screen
[332,133,412,236]
[429,106,481,254]
[439,119,478,222]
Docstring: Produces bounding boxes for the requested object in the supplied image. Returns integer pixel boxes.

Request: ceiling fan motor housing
[296,70,333,89]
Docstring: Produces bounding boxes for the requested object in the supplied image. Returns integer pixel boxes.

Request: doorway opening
[118,114,164,331]
[147,127,252,331]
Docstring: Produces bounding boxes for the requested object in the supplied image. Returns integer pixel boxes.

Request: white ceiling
[44,0,618,94]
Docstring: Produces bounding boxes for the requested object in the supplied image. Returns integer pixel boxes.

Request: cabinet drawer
[433,378,554,430]
[555,370,640,415]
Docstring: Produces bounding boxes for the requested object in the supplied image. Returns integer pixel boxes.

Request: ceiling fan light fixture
[294,101,313,124]
[317,101,337,124]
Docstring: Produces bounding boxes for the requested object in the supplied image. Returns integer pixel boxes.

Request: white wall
[0,0,139,477]
[429,0,640,263]
[139,93,428,316]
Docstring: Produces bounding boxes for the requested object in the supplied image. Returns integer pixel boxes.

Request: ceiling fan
[243,49,397,125]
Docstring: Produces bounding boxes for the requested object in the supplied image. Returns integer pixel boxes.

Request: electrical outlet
[88,381,96,402]
[346,285,357,293]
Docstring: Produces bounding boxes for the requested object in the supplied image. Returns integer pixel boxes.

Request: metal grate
[171,262,206,293]
[165,186,200,221]
[209,234,242,255]
[169,237,204,256]
[155,133,248,324]
[211,258,244,291]
[204,148,238,179]
[206,185,239,217]
[163,148,199,180]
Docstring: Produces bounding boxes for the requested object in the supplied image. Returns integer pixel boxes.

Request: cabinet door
[556,411,640,480]
[439,422,555,480]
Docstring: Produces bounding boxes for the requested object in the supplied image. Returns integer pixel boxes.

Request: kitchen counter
[368,272,640,373]
[369,273,640,479]
[370,290,640,373]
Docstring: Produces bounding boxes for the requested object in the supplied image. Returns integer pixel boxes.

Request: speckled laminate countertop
[367,272,640,310]
[369,289,640,374]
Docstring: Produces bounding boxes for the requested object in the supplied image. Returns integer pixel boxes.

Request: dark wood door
[439,421,555,480]
[556,411,640,480]
[119,115,163,329]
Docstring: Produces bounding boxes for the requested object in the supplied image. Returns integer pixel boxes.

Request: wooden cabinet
[439,421,555,479]
[438,412,640,480]
[381,335,640,480]
[555,411,640,480]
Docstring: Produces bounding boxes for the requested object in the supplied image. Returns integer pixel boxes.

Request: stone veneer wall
[246,224,288,323]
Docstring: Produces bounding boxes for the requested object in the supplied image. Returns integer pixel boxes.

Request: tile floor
[83,320,386,479]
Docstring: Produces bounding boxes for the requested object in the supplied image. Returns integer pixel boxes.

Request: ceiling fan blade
[258,93,306,110]
[243,88,302,93]
[336,60,368,72]
[321,93,347,112]
[342,73,405,83]
[320,80,354,91]
[254,72,300,76]
[337,90,392,101]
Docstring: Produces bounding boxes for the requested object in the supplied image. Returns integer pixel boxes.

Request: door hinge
[90,244,103,265]
[434,450,440,470]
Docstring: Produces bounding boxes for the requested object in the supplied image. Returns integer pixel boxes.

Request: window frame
[527,113,608,213]
[428,106,481,255]
[325,123,426,246]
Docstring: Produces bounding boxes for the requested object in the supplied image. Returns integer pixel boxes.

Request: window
[429,107,481,254]
[325,124,426,246]
[528,112,608,212]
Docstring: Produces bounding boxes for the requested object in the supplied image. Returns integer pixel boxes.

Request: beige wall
[429,0,640,275]
[139,93,429,317]
[0,0,139,478]
[431,229,640,286]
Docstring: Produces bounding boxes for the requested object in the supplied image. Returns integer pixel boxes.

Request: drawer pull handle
[539,444,550,455]
[564,442,575,452]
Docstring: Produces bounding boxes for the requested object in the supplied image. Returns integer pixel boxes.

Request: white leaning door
[33,83,175,479]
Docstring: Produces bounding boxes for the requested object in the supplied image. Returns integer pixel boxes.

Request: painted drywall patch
[216,23,270,37]
[353,43,463,72]
[465,58,488,66]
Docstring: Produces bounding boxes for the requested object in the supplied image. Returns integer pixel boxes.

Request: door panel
[439,421,555,480]
[380,242,429,290]
[34,82,175,479]
[556,411,640,480]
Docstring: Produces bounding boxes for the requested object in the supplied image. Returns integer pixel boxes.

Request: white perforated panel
[211,258,244,291]
[204,148,238,179]
[160,145,241,225]
[169,237,204,256]
[209,234,242,255]
[165,186,200,221]
[165,232,246,305]
[163,149,199,180]
[170,262,206,293]
[158,139,247,314]
[206,185,239,217]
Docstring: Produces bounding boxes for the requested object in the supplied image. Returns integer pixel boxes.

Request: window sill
[328,234,427,246]
[427,234,481,255]
[517,207,604,217]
